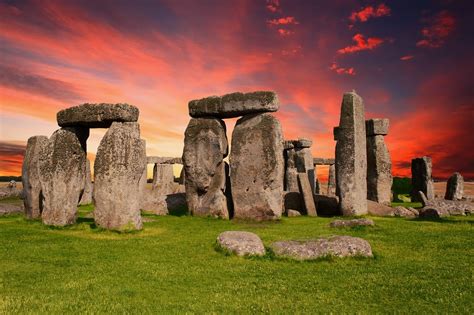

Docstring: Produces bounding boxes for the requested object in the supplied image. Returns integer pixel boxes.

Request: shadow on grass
[411,216,474,224]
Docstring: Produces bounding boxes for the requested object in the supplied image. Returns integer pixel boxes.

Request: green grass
[1,202,473,313]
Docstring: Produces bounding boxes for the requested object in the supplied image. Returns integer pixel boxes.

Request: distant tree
[0,176,21,182]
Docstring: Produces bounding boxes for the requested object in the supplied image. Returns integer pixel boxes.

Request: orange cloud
[400,55,414,61]
[416,11,455,48]
[337,33,384,54]
[329,62,356,76]
[278,28,294,36]
[349,4,391,23]
[267,16,299,26]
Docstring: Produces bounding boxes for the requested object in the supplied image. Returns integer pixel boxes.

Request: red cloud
[400,55,414,61]
[278,28,294,36]
[267,16,299,26]
[266,0,280,13]
[337,33,384,54]
[330,62,356,76]
[349,4,391,23]
[416,11,455,48]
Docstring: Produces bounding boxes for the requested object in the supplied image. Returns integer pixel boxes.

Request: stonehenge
[334,91,368,216]
[21,88,468,227]
[411,156,435,202]
[366,118,392,205]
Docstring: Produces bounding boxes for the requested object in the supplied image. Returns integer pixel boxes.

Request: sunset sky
[0,0,473,180]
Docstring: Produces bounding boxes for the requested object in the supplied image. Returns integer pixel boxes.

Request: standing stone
[294,138,315,194]
[94,122,146,231]
[79,159,93,205]
[284,143,299,192]
[335,92,367,216]
[327,164,336,196]
[445,172,464,200]
[152,163,175,194]
[231,113,284,220]
[22,135,48,219]
[297,173,317,216]
[182,118,229,219]
[411,156,434,202]
[366,119,392,205]
[38,128,87,226]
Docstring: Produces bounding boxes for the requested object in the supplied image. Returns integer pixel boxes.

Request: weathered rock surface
[419,191,473,216]
[142,192,186,215]
[94,122,146,231]
[57,103,139,128]
[183,118,229,219]
[284,191,302,214]
[152,163,175,194]
[284,146,299,192]
[287,209,301,217]
[0,203,24,216]
[419,207,449,218]
[445,172,464,201]
[297,173,317,216]
[393,206,417,218]
[295,143,315,193]
[335,92,368,215]
[270,236,373,260]
[366,118,389,136]
[39,128,86,226]
[366,120,392,205]
[22,135,48,219]
[147,156,182,164]
[330,218,374,228]
[231,113,284,221]
[189,91,278,118]
[327,164,336,196]
[367,199,395,216]
[79,159,93,205]
[411,157,435,202]
[216,231,265,256]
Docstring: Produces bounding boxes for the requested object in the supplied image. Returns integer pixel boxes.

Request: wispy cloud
[265,0,280,13]
[349,4,391,24]
[330,62,355,75]
[267,16,299,26]
[337,33,384,54]
[416,11,455,48]
[400,55,414,61]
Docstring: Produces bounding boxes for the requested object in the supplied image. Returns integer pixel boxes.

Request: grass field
[1,201,473,313]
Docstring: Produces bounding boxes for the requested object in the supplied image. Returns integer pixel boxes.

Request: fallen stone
[367,199,395,216]
[407,207,420,216]
[189,91,278,118]
[0,203,24,216]
[79,159,93,205]
[22,135,48,219]
[270,236,373,260]
[287,209,301,217]
[366,118,389,136]
[335,91,368,215]
[57,103,139,128]
[216,231,265,256]
[231,113,284,221]
[330,218,374,228]
[94,122,146,231]
[445,172,464,201]
[39,128,87,226]
[0,187,22,200]
[411,157,435,202]
[284,191,302,213]
[420,197,473,216]
[419,207,449,218]
[393,206,417,218]
[183,118,229,219]
[142,192,186,216]
[297,173,317,216]
[314,194,340,216]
